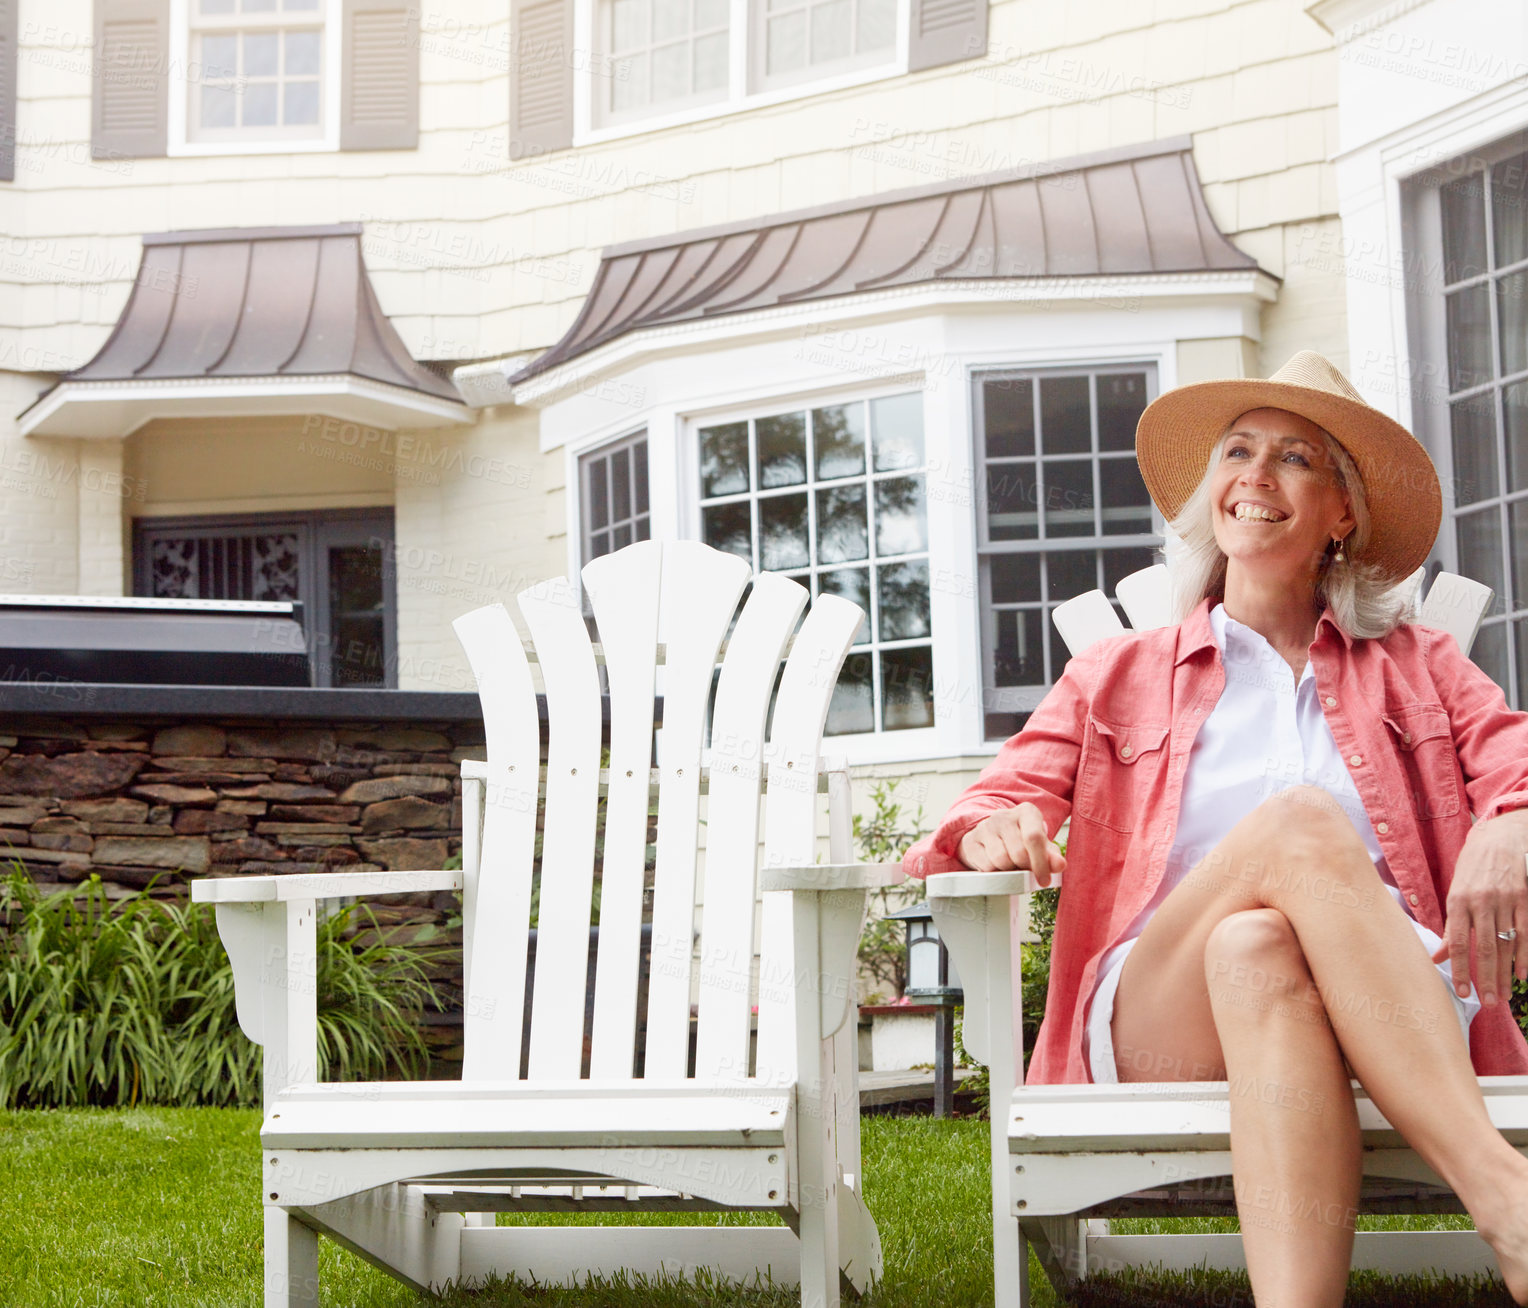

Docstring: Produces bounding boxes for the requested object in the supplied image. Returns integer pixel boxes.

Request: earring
[1332,536,1346,562]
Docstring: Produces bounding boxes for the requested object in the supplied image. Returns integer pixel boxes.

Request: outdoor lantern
[890,901,962,1116]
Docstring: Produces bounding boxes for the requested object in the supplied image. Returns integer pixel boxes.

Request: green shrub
[852,779,928,1003]
[0,868,440,1109]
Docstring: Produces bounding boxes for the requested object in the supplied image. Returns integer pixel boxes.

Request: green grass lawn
[0,1108,1516,1306]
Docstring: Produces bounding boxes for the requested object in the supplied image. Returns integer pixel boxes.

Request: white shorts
[1086,917,1483,1084]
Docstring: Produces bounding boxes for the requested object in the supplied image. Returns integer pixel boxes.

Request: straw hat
[1134,350,1441,586]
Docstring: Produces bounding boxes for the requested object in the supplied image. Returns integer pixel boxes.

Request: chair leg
[995,1207,1026,1306]
[265,1208,319,1307]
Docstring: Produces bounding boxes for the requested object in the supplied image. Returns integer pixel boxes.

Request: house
[0,0,1523,927]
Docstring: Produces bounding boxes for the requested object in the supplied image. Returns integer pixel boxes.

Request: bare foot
[1477,1197,1528,1305]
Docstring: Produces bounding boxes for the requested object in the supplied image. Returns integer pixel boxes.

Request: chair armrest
[925,870,1060,898]
[758,862,906,892]
[191,869,463,904]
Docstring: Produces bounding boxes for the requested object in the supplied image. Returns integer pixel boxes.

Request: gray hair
[1161,425,1412,639]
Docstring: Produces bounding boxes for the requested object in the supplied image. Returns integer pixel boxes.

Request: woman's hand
[1431,810,1528,1005]
[957,802,1066,884]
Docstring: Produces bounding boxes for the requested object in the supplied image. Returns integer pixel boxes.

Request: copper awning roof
[509,135,1263,388]
[20,223,468,436]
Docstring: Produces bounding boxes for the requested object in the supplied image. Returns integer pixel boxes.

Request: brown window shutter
[340,0,419,150]
[907,0,987,72]
[511,0,573,161]
[93,0,168,159]
[0,0,16,181]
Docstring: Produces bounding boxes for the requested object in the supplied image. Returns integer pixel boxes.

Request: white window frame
[574,0,909,144]
[168,0,344,156]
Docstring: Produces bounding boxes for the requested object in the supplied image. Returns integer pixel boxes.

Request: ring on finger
[1499,928,1519,943]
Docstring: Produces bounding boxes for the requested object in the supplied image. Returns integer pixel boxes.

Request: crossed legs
[1109,784,1528,1307]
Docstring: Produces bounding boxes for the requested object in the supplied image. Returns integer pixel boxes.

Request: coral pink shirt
[903,596,1528,1085]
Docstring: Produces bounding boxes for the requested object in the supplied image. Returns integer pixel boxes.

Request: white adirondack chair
[929,561,1522,1305]
[190,539,904,1308]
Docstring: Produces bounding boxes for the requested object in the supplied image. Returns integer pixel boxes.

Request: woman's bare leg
[1109,784,1528,1302]
[1203,908,1361,1307]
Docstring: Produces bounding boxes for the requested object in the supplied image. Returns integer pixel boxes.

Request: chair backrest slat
[583,541,663,1079]
[643,543,751,1079]
[754,593,864,1084]
[452,603,542,1081]
[518,577,604,1079]
[694,572,810,1083]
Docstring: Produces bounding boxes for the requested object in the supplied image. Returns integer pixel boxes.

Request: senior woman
[904,351,1528,1305]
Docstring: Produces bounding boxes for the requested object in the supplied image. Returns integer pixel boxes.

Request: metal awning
[507,135,1268,390]
[19,223,469,437]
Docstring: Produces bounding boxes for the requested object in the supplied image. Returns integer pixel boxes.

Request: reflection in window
[975,367,1158,738]
[602,0,730,121]
[697,392,931,733]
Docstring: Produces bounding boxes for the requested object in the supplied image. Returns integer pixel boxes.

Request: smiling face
[1208,408,1357,590]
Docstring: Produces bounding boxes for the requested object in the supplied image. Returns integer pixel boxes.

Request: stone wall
[0,711,485,1076]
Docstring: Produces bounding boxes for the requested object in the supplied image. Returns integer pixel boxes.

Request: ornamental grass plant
[0,867,440,1109]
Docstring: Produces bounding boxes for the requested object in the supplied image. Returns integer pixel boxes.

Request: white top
[1090,602,1411,995]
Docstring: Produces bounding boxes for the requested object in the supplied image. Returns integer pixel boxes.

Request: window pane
[693,30,728,89]
[700,421,749,496]
[244,82,278,126]
[1046,551,1096,602]
[200,0,235,12]
[874,475,927,555]
[818,567,871,644]
[635,516,650,541]
[760,493,809,570]
[870,392,923,471]
[611,447,632,522]
[633,441,649,513]
[877,560,929,640]
[244,0,276,11]
[1511,500,1528,606]
[816,484,867,563]
[284,80,319,125]
[1453,392,1499,504]
[651,41,688,101]
[991,608,1043,685]
[767,10,805,74]
[202,33,238,74]
[244,31,279,75]
[1493,151,1528,272]
[810,0,850,61]
[589,530,611,559]
[756,411,807,488]
[986,463,1037,540]
[611,53,647,110]
[1505,382,1528,494]
[880,646,933,730]
[613,0,644,50]
[1097,373,1148,452]
[1499,271,1528,379]
[1457,506,1505,597]
[856,0,895,52]
[1441,170,1488,284]
[202,83,238,128]
[1040,376,1090,455]
[813,403,865,479]
[653,0,688,39]
[984,378,1034,458]
[703,501,752,561]
[695,0,728,26]
[1473,619,1510,695]
[1446,284,1492,391]
[328,545,385,687]
[1099,456,1153,535]
[1102,546,1158,596]
[826,650,874,734]
[285,29,321,74]
[588,456,609,529]
[990,552,1039,603]
[1043,460,1094,537]
[614,523,632,549]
